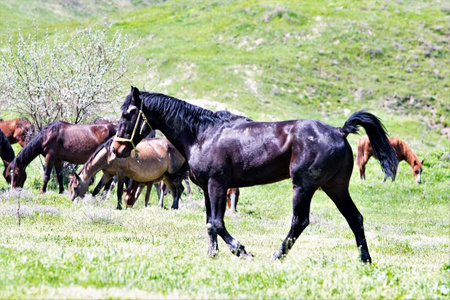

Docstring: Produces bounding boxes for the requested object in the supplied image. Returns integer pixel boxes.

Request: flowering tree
[0,25,135,130]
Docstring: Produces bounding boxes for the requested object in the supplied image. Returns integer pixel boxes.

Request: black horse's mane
[0,129,15,162]
[122,91,251,134]
[14,125,46,167]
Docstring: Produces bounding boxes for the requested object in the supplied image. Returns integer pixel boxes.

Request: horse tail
[341,110,398,180]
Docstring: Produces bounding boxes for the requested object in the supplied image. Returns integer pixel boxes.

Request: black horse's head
[6,157,26,188]
[112,86,153,158]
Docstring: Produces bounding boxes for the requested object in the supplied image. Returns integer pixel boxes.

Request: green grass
[0,151,448,298]
[0,0,449,298]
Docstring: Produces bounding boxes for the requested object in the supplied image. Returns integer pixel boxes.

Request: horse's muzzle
[111,141,131,158]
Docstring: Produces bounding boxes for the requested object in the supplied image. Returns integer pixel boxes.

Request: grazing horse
[356,135,424,183]
[112,87,397,262]
[0,118,35,147]
[6,121,116,193]
[0,129,15,183]
[69,137,187,210]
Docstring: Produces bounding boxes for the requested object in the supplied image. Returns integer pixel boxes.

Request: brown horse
[0,118,35,147]
[6,121,116,193]
[0,129,15,183]
[226,188,239,212]
[69,137,187,210]
[356,135,423,183]
[112,87,397,262]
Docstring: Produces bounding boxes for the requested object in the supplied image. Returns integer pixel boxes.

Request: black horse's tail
[341,110,398,180]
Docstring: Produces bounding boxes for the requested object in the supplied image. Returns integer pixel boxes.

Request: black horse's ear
[132,86,141,105]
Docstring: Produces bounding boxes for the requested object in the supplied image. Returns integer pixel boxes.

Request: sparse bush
[0,24,135,130]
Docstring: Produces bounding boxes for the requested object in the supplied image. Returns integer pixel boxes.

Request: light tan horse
[356,135,423,183]
[69,137,186,210]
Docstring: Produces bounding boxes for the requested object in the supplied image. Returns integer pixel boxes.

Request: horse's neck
[79,147,109,182]
[392,139,417,167]
[403,145,420,167]
[17,136,42,168]
[156,122,193,158]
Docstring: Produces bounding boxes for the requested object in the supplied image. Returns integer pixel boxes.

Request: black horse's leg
[116,179,124,210]
[208,179,250,258]
[273,184,314,260]
[92,177,113,197]
[322,184,372,263]
[92,179,106,196]
[93,173,113,197]
[54,161,64,194]
[41,155,55,194]
[202,188,218,257]
[164,177,184,210]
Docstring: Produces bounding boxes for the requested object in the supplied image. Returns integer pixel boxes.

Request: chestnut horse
[0,129,15,183]
[112,87,397,262]
[0,118,35,147]
[6,121,116,193]
[356,135,424,183]
[226,188,239,212]
[69,137,187,210]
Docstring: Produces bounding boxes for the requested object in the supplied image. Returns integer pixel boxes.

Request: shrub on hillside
[0,25,135,130]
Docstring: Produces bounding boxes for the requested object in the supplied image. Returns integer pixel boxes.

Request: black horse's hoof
[272,250,287,261]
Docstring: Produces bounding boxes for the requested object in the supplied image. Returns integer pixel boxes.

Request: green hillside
[1,1,448,132]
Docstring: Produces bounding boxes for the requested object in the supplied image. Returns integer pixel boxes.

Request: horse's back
[114,138,185,182]
[191,119,349,187]
[41,121,116,164]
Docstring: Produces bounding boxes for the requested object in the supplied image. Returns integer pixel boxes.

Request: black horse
[112,87,397,262]
[0,129,15,183]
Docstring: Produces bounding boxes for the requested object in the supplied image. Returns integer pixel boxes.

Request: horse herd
[0,88,424,261]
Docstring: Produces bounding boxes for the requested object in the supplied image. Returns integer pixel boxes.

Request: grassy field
[0,0,449,298]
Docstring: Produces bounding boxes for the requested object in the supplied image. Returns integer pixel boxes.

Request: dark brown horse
[0,129,15,183]
[112,87,397,262]
[356,135,424,183]
[0,118,35,147]
[6,121,116,193]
